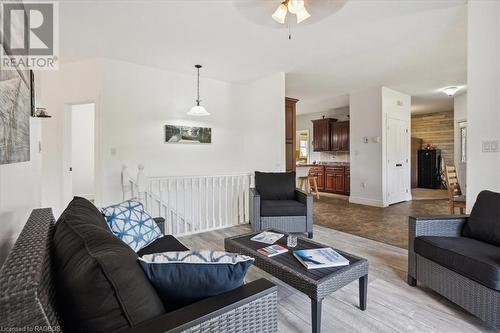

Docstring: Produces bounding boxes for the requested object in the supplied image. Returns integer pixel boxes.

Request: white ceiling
[58,0,467,114]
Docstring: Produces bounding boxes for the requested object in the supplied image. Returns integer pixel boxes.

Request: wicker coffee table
[225,230,369,333]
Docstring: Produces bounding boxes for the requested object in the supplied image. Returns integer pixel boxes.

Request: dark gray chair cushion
[138,235,189,256]
[260,200,306,217]
[255,171,296,200]
[54,199,166,332]
[414,236,500,291]
[462,190,500,246]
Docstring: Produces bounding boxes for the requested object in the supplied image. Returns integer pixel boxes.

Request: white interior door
[64,103,96,203]
[387,117,409,205]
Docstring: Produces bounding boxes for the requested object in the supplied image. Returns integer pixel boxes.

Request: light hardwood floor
[179,224,495,333]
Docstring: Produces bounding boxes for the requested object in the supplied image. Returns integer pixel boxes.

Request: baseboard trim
[349,196,386,208]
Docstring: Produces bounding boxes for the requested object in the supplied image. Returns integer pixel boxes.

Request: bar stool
[296,166,320,199]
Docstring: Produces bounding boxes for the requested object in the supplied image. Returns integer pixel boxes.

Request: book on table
[293,248,349,269]
[250,231,284,245]
[257,244,288,257]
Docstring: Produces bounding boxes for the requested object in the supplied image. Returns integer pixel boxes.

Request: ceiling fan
[232,0,347,33]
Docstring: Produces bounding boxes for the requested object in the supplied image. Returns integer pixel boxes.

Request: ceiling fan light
[296,6,311,23]
[441,86,460,97]
[287,0,305,14]
[272,3,287,24]
[187,105,210,116]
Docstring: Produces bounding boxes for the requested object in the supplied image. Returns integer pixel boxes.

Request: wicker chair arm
[409,215,468,239]
[407,215,468,283]
[249,188,260,198]
[120,278,277,333]
[249,188,261,232]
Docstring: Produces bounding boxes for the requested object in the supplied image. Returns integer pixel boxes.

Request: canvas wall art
[0,44,31,164]
[165,125,211,144]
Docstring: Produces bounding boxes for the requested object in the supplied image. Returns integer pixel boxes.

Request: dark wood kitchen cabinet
[331,121,350,151]
[311,118,336,152]
[310,165,350,195]
[285,97,298,172]
[326,167,346,194]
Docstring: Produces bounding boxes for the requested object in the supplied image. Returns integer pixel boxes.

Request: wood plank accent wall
[411,111,454,165]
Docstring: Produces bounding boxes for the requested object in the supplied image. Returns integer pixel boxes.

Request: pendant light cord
[196,65,201,105]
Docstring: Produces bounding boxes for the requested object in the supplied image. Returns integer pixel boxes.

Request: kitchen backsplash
[310,151,350,164]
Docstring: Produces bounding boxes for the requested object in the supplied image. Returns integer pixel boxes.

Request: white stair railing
[122,165,251,236]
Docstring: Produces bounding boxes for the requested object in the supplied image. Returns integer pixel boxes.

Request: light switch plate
[482,140,499,152]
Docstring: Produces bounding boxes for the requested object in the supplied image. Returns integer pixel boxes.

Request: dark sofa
[408,190,500,328]
[0,201,278,332]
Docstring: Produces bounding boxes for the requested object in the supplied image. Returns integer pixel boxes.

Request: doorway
[64,103,96,202]
[386,117,410,205]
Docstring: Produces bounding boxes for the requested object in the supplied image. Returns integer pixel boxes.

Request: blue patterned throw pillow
[101,200,163,252]
[139,251,254,310]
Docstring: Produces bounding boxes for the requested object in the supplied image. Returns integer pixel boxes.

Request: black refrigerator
[417,149,441,189]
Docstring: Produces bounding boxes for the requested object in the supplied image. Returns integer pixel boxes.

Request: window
[296,130,309,163]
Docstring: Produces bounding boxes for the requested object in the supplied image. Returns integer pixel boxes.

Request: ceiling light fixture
[272,0,311,24]
[187,64,210,116]
[441,86,460,97]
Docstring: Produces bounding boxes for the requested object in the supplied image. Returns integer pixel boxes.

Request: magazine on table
[250,231,284,244]
[293,247,349,269]
[257,244,288,257]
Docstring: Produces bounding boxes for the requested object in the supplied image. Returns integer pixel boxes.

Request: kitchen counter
[296,162,350,167]
[297,163,350,195]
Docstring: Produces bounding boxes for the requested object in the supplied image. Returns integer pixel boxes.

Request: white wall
[453,92,467,190]
[70,103,95,199]
[0,119,42,265]
[349,87,384,206]
[466,0,500,211]
[40,59,285,211]
[296,107,350,163]
[349,87,411,207]
[241,72,286,173]
[39,59,103,215]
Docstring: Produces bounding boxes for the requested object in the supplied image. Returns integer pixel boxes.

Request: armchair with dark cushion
[250,171,313,238]
[408,190,500,328]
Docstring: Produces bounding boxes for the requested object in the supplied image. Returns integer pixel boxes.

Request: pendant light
[187,64,210,116]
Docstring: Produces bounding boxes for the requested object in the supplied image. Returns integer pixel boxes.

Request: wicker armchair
[0,209,278,333]
[408,215,500,328]
[250,171,313,238]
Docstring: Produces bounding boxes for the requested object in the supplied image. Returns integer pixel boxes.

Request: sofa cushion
[462,190,500,246]
[54,200,165,332]
[102,200,163,252]
[139,251,254,311]
[261,200,307,217]
[138,235,189,256]
[414,236,500,291]
[58,196,110,231]
[255,171,296,200]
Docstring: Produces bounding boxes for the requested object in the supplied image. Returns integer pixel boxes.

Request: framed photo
[165,125,211,144]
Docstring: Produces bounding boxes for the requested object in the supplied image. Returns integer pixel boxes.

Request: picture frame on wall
[165,125,211,144]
